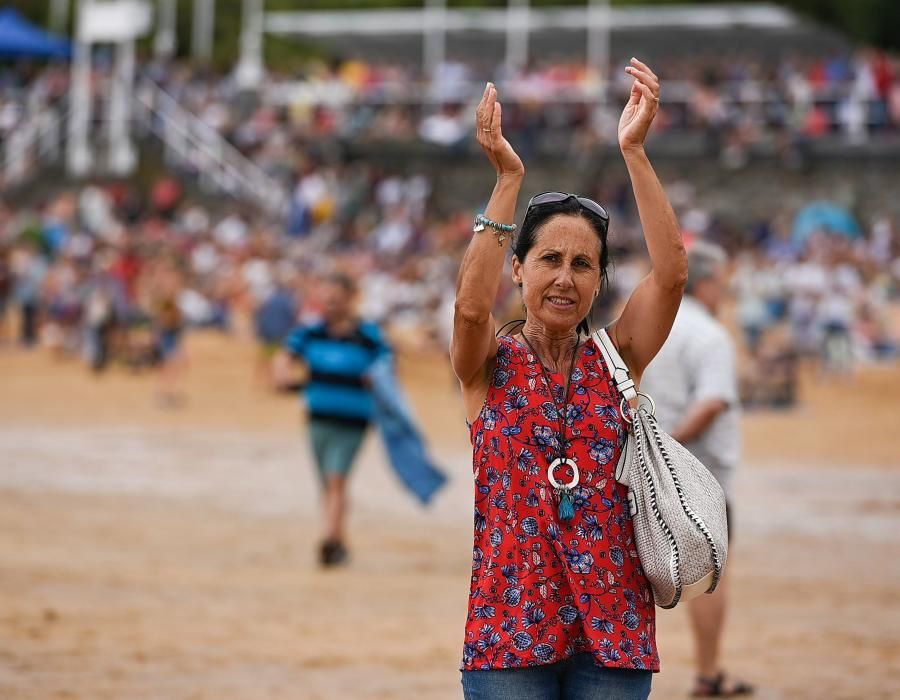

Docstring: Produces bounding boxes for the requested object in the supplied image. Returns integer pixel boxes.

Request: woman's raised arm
[451,83,525,388]
[608,58,688,381]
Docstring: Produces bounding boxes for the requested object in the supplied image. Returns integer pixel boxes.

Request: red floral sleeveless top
[462,335,659,672]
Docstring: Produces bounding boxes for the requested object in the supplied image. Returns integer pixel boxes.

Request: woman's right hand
[475,82,525,180]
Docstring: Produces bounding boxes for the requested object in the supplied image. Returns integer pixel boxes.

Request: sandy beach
[0,331,898,699]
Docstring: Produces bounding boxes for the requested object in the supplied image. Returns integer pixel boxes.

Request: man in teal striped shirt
[275,272,391,567]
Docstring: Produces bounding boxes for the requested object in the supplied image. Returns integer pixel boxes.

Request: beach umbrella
[791,201,861,247]
[0,7,72,59]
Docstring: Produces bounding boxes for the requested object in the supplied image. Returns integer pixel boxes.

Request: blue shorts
[308,418,367,481]
[461,653,651,700]
[157,328,183,360]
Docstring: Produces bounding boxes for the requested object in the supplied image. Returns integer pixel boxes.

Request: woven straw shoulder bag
[592,328,729,609]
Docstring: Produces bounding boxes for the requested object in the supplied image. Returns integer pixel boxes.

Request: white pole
[48,0,70,33]
[192,0,215,64]
[587,0,611,101]
[235,0,264,89]
[423,0,446,84]
[67,3,92,176]
[6,124,29,184]
[41,109,61,163]
[505,0,529,75]
[154,0,178,59]
[107,38,137,174]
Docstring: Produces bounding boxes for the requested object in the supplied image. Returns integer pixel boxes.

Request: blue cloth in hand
[368,357,448,506]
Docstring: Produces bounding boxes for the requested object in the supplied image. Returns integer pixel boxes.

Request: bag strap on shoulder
[592,327,638,401]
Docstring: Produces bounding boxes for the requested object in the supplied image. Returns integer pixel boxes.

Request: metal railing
[1,102,64,188]
[1,78,288,217]
[133,79,288,217]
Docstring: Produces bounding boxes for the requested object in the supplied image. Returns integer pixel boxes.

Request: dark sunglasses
[526,191,609,221]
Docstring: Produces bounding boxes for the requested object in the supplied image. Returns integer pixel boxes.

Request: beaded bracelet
[473,214,517,246]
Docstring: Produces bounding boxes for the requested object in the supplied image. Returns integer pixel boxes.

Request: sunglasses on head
[526,192,609,221]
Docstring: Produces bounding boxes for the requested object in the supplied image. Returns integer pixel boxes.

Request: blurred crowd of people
[2,47,900,409]
[164,50,900,138]
[145,49,900,169]
[0,162,470,381]
[1,158,898,403]
[729,228,898,406]
[4,47,900,175]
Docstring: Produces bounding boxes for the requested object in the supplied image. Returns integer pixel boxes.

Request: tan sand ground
[0,331,898,700]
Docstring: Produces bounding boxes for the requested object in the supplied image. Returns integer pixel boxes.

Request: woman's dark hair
[513,196,611,336]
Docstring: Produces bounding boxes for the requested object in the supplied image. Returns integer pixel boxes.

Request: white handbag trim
[614,425,632,488]
[592,327,638,401]
[592,327,634,488]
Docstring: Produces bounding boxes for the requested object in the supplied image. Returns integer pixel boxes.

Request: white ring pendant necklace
[522,332,581,522]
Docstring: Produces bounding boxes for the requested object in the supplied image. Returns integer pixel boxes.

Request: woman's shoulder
[479,335,522,386]
[495,333,525,361]
[589,328,631,379]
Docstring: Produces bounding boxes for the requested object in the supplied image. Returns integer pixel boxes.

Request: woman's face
[512,214,602,334]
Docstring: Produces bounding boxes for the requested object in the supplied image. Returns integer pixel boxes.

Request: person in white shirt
[640,242,753,697]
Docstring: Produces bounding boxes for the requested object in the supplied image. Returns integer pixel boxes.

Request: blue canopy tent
[791,201,862,248]
[0,7,71,59]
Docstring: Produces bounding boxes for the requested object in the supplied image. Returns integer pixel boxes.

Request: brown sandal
[691,672,755,697]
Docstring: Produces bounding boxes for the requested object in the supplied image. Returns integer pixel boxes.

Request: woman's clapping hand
[475,82,525,180]
[618,58,661,154]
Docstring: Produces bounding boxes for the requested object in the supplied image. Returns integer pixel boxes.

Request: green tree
[6,1,898,63]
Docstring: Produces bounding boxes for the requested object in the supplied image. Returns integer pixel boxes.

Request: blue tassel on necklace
[558,489,575,521]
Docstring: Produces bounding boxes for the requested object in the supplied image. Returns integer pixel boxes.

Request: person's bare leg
[157,349,188,406]
[157,359,177,405]
[323,474,347,544]
[690,573,728,679]
[690,573,752,695]
[255,348,275,390]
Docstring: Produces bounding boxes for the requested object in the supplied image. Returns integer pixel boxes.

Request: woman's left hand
[617,57,661,153]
